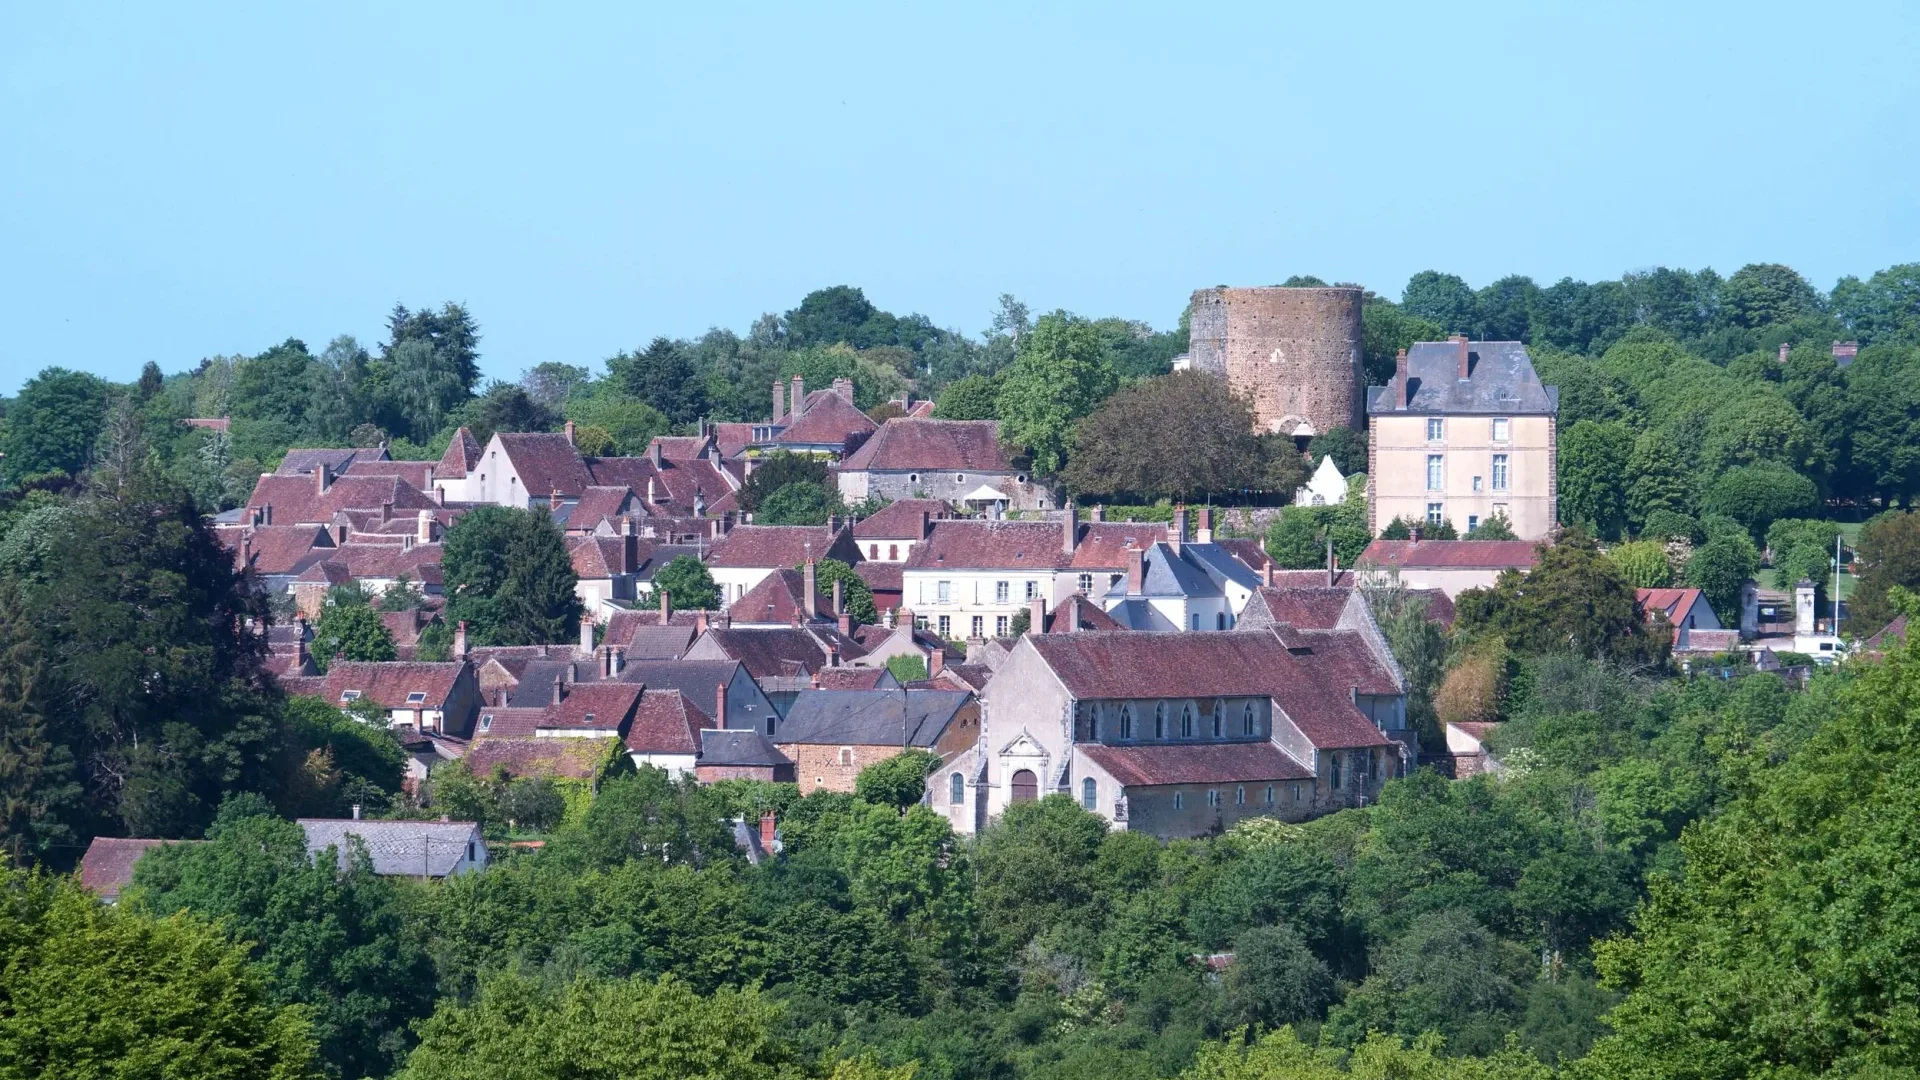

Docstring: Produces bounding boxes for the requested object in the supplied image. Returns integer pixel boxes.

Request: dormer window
[480,714,493,732]
[405,691,427,704]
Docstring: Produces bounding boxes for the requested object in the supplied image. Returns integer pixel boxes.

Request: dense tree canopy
[1062,371,1261,500]
[440,506,582,646]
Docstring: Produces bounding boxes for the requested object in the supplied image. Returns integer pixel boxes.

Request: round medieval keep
[1186,286,1363,438]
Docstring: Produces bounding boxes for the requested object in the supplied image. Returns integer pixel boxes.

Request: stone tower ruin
[1187,286,1363,438]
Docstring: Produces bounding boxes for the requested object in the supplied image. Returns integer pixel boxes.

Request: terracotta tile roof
[1024,631,1393,750]
[649,436,713,460]
[296,543,443,586]
[1078,741,1313,786]
[343,460,435,488]
[215,524,334,575]
[277,447,383,476]
[1636,587,1706,622]
[1248,587,1352,630]
[496,432,595,499]
[778,390,877,448]
[585,457,737,517]
[79,837,189,901]
[1214,538,1275,573]
[380,609,438,646]
[1268,569,1356,587]
[437,427,483,479]
[624,624,696,660]
[623,689,708,754]
[566,487,637,530]
[1865,615,1910,652]
[708,525,848,569]
[927,663,996,692]
[544,682,643,732]
[475,707,548,737]
[697,627,867,679]
[728,568,833,625]
[247,473,439,525]
[906,399,936,418]
[317,661,465,710]
[1359,540,1541,570]
[1677,628,1741,653]
[904,520,1167,572]
[570,535,643,580]
[604,608,706,648]
[811,666,890,690]
[710,423,755,459]
[852,499,950,539]
[1042,597,1125,633]
[840,419,1011,473]
[464,738,608,780]
[853,562,903,596]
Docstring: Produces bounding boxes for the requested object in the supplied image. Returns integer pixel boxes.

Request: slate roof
[496,432,595,499]
[840,420,1011,473]
[1023,631,1393,749]
[247,473,439,525]
[852,498,949,539]
[1078,741,1313,786]
[728,568,834,625]
[904,520,1168,572]
[623,689,710,755]
[1359,540,1540,570]
[614,660,746,705]
[708,525,848,569]
[299,819,479,877]
[463,737,607,780]
[700,729,792,767]
[437,427,484,479]
[634,544,710,583]
[318,661,466,709]
[78,837,186,901]
[774,689,971,747]
[696,627,868,678]
[1101,542,1256,601]
[625,624,697,660]
[1366,339,1559,416]
[277,447,384,476]
[811,666,894,690]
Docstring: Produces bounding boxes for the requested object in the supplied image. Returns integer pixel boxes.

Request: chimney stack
[1833,340,1860,366]
[315,461,332,496]
[350,804,361,820]
[919,510,932,541]
[790,374,805,415]
[381,501,393,524]
[418,510,434,544]
[620,516,636,575]
[715,682,728,727]
[831,377,854,404]
[1261,561,1272,587]
[294,624,307,667]
[579,614,595,653]
[659,588,672,622]
[804,560,818,619]
[551,676,565,706]
[435,486,445,507]
[1066,595,1082,633]
[1062,500,1079,555]
[1450,334,1470,379]
[612,646,624,675]
[832,579,844,616]
[601,645,613,678]
[648,441,664,469]
[454,620,468,659]
[1028,595,1046,635]
[810,670,821,689]
[1089,504,1105,522]
[839,611,852,636]
[930,648,944,676]
[564,420,577,445]
[1171,505,1187,553]
[827,641,841,667]
[759,810,776,851]
[1778,342,1792,364]
[240,533,253,568]
[1127,546,1145,595]
[771,380,785,423]
[1327,536,1337,587]
[695,610,709,634]
[1196,506,1212,543]
[1395,349,1410,408]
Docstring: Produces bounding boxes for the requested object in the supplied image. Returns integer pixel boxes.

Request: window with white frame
[937,615,951,637]
[1427,503,1444,525]
[1426,455,1444,490]
[994,581,1009,603]
[995,615,1009,636]
[839,747,854,766]
[1427,418,1444,440]
[1025,581,1039,600]
[1468,515,1480,533]
[1077,573,1092,594]
[1492,454,1509,491]
[1492,417,1511,442]
[936,580,951,603]
[1236,786,1246,806]
[970,616,984,638]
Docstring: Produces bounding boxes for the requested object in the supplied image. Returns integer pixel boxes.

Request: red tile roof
[1865,615,1910,652]
[1042,597,1125,633]
[1359,540,1541,570]
[343,460,435,488]
[474,707,549,738]
[697,627,868,679]
[214,524,334,575]
[570,535,644,580]
[1636,587,1706,622]
[852,498,950,539]
[623,689,708,754]
[317,661,466,710]
[649,436,713,460]
[544,682,643,732]
[904,520,1167,572]
[79,837,188,901]
[1213,538,1275,574]
[710,423,755,459]
[1078,741,1313,786]
[247,473,439,525]
[380,609,438,646]
[584,457,737,517]
[603,608,707,648]
[496,433,595,499]
[812,667,890,690]
[568,487,637,530]
[779,391,877,448]
[854,562,904,596]
[708,525,850,569]
[437,427,484,479]
[296,542,444,585]
[839,419,1011,473]
[1247,587,1352,630]
[463,738,607,780]
[728,568,833,625]
[1024,631,1392,750]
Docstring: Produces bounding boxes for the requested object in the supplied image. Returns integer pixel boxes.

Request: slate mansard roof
[1366,339,1559,416]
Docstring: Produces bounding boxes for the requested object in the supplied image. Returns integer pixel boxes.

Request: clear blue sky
[3,1,1916,394]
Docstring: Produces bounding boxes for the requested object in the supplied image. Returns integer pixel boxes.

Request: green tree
[1718,262,1822,329]
[1606,540,1673,588]
[1266,505,1368,570]
[548,767,735,870]
[885,654,928,683]
[1,368,111,482]
[1625,430,1691,531]
[562,393,670,456]
[0,865,319,1078]
[442,381,556,446]
[996,313,1119,476]
[310,591,397,672]
[1400,271,1478,333]
[1702,461,1820,541]
[1062,371,1260,500]
[441,506,583,646]
[1558,420,1634,539]
[133,806,435,1079]
[396,972,797,1080]
[1306,426,1367,477]
[651,555,721,612]
[1362,302,1444,386]
[1685,531,1761,626]
[1457,535,1667,666]
[933,373,1002,420]
[803,558,877,624]
[737,450,836,515]
[1475,275,1540,342]
[1466,514,1517,541]
[759,482,840,526]
[1221,923,1334,1029]
[520,361,592,411]
[0,580,79,864]
[384,302,481,395]
[1850,511,1920,631]
[276,697,406,818]
[854,750,941,810]
[608,337,707,426]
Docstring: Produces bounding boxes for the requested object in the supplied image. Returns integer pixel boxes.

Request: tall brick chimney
[1127,546,1144,595]
[579,614,594,652]
[930,648,944,676]
[831,377,854,404]
[832,579,844,617]
[715,682,728,727]
[1171,505,1187,554]
[1395,349,1411,408]
[549,489,561,511]
[771,380,785,423]
[790,374,805,415]
[1450,335,1470,379]
[564,420,576,445]
[454,620,468,659]
[648,440,664,468]
[1028,595,1045,635]
[838,610,852,637]
[1833,340,1859,366]
[551,676,564,706]
[919,510,932,541]
[659,588,671,622]
[1062,500,1079,555]
[1778,342,1792,364]
[240,533,253,569]
[1196,506,1212,543]
[803,560,818,619]
[418,510,434,544]
[759,810,776,850]
[315,461,332,496]
[380,500,393,524]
